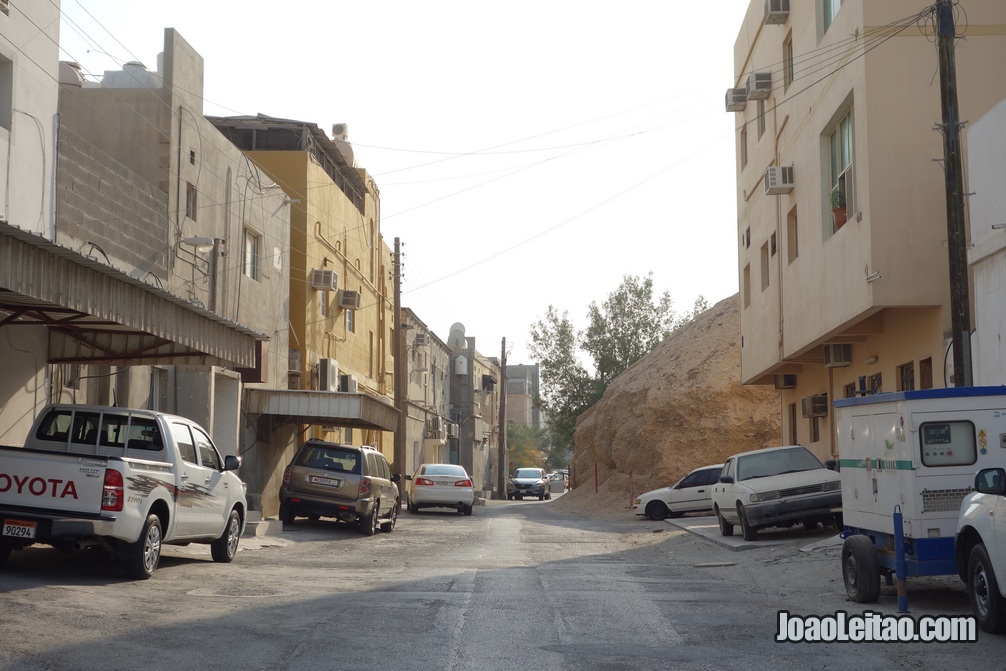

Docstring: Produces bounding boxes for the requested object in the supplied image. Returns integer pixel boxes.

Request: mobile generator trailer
[834,386,1006,605]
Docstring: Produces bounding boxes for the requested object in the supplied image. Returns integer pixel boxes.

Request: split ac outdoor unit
[339,374,358,393]
[288,349,302,373]
[447,423,458,438]
[773,374,797,390]
[415,333,429,346]
[764,0,790,24]
[319,358,339,391]
[824,344,853,368]
[725,87,747,112]
[337,290,361,309]
[430,416,442,432]
[801,394,829,418]
[764,166,795,195]
[310,269,338,291]
[746,71,772,100]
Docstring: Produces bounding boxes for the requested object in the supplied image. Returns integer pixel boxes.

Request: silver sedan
[406,464,475,515]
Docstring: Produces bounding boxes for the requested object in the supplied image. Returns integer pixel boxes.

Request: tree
[507,423,550,470]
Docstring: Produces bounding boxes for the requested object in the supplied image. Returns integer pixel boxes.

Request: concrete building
[730,1,1006,462]
[505,364,541,429]
[210,114,399,502]
[401,308,455,475]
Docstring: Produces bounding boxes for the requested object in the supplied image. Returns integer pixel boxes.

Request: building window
[0,54,12,131]
[783,34,794,90]
[824,0,843,32]
[744,227,751,249]
[185,183,197,221]
[740,125,748,168]
[243,229,260,280]
[828,109,854,233]
[189,149,196,166]
[844,382,856,398]
[760,242,770,291]
[788,403,797,445]
[320,290,327,317]
[920,357,933,390]
[346,309,355,333]
[869,373,882,394]
[811,416,821,443]
[743,264,751,308]
[787,206,799,264]
[770,232,777,256]
[757,99,766,139]
[898,361,915,391]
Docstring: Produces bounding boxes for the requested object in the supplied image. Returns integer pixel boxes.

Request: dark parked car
[507,467,551,501]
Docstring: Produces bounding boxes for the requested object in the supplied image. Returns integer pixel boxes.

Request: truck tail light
[359,477,371,496]
[102,469,124,512]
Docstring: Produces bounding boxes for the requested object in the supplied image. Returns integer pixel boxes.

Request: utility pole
[936,0,972,387]
[497,338,507,499]
[393,237,406,493]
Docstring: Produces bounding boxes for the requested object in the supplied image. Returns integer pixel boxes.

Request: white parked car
[406,463,475,515]
[632,464,723,521]
[956,467,1006,633]
[711,445,842,541]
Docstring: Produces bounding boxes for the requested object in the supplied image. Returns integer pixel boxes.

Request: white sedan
[633,464,724,521]
[406,463,475,516]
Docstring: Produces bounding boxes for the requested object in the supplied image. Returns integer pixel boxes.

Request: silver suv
[279,440,401,535]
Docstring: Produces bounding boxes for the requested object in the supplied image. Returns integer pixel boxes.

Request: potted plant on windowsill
[831,191,848,229]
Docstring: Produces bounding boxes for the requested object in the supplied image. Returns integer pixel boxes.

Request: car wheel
[715,506,734,537]
[645,501,670,521]
[360,503,379,536]
[123,514,161,580]
[517,495,523,501]
[546,492,551,500]
[737,504,758,541]
[538,494,545,501]
[462,504,473,516]
[968,543,1006,633]
[211,509,242,563]
[380,499,398,533]
[507,494,512,501]
[279,500,296,526]
[803,520,819,531]
[0,542,12,567]
[842,535,881,603]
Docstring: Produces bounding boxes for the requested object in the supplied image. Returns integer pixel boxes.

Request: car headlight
[823,480,841,492]
[633,498,642,505]
[750,491,780,503]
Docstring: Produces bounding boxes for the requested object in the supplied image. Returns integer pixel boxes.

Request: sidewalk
[665,515,843,552]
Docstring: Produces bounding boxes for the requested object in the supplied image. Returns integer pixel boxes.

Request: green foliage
[506,423,550,469]
[529,273,709,457]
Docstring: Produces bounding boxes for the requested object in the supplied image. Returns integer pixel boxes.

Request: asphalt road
[1,498,1006,670]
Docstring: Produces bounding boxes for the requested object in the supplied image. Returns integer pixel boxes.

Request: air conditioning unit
[430,416,442,432]
[339,374,358,393]
[764,166,795,195]
[310,269,338,291]
[746,71,772,100]
[801,394,829,418]
[447,423,459,438]
[332,123,349,141]
[773,374,797,390]
[319,358,339,391]
[337,290,361,309]
[764,0,790,24]
[725,87,747,112]
[415,333,429,347]
[824,343,853,368]
[288,349,302,373]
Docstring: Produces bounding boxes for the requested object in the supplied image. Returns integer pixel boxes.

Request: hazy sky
[56,0,751,365]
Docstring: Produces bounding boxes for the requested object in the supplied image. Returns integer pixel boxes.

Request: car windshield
[736,447,824,481]
[422,464,466,477]
[514,469,543,479]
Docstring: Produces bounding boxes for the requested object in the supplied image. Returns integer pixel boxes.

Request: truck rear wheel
[968,543,1006,633]
[124,514,162,580]
[842,535,881,603]
[211,509,241,563]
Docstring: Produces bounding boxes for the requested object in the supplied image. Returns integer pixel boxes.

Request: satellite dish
[448,322,467,350]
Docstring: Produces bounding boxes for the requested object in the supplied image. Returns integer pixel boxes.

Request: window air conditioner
[773,374,797,390]
[310,269,338,291]
[337,290,362,309]
[415,333,429,347]
[801,394,829,418]
[746,71,772,100]
[319,358,339,391]
[725,87,747,112]
[764,0,790,25]
[824,344,853,368]
[764,166,795,195]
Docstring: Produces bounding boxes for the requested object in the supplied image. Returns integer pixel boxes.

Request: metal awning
[245,388,399,432]
[0,222,266,367]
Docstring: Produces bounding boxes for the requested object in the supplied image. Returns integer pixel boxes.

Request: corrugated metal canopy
[0,222,266,367]
[245,388,399,432]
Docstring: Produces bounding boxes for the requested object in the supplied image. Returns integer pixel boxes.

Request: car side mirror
[405,474,412,481]
[825,459,839,472]
[719,475,734,484]
[223,455,241,472]
[975,468,1006,495]
[391,473,402,484]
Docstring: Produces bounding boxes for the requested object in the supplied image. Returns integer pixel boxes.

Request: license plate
[310,475,342,488]
[2,519,36,539]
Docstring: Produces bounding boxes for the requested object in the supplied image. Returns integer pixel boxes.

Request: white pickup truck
[956,467,1006,633]
[0,404,247,579]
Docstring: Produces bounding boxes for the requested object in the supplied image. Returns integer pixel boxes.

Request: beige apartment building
[730,0,1006,461]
